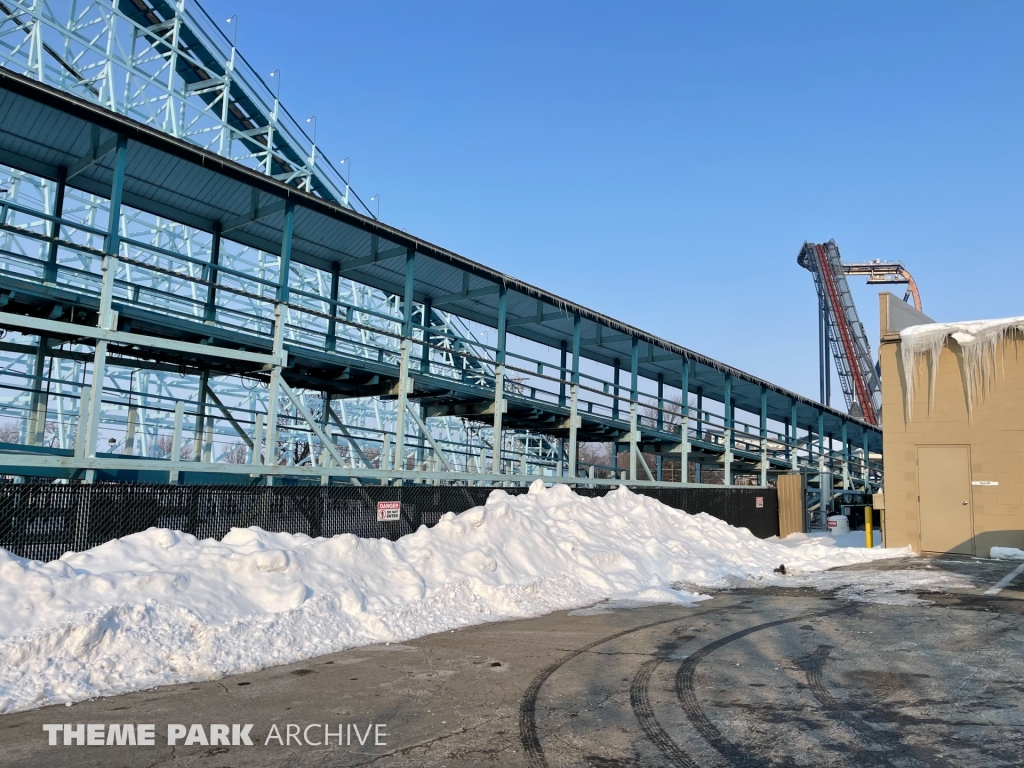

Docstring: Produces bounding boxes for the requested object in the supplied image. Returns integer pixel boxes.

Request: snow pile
[0,482,909,713]
[900,316,1024,418]
[991,546,1024,561]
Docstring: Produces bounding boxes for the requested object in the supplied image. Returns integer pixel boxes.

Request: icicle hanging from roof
[900,316,1024,419]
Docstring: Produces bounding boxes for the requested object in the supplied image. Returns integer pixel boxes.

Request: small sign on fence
[377,501,401,522]
[755,496,764,509]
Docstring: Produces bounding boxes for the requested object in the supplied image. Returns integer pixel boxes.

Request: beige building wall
[879,294,1024,555]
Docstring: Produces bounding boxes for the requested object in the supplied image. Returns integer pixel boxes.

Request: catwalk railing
[0,175,882,489]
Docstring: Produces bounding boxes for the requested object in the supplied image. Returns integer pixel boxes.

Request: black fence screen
[0,482,778,562]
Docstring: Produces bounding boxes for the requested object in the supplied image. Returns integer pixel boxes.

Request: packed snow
[991,546,1024,561]
[0,482,914,713]
[900,315,1024,417]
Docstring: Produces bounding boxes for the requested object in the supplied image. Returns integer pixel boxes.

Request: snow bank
[0,482,908,713]
[991,546,1024,561]
[900,316,1024,418]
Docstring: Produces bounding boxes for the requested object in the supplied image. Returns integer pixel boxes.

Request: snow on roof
[900,316,1024,418]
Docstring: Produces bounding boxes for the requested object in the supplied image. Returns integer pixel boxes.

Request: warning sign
[377,501,401,522]
[755,496,764,509]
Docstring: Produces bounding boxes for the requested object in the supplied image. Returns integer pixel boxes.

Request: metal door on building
[776,473,806,537]
[917,445,974,555]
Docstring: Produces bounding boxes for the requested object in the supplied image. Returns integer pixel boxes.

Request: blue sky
[203,0,1023,405]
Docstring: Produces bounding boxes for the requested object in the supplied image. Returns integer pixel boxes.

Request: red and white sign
[827,518,837,528]
[377,501,401,522]
[755,496,764,509]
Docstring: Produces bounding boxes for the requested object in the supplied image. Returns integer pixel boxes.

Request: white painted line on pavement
[984,562,1024,595]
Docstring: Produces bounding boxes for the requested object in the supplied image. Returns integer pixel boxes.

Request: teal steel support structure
[0,68,884,495]
[82,134,128,483]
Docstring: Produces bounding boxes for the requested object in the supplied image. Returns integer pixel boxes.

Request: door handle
[962,501,969,505]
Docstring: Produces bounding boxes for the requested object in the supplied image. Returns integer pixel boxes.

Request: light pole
[339,157,350,206]
[266,69,281,175]
[268,69,281,101]
[304,116,318,191]
[370,194,380,220]
[225,15,238,47]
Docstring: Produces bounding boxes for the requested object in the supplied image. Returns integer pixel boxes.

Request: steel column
[193,369,210,462]
[612,359,620,420]
[629,337,639,482]
[420,296,432,371]
[567,384,579,478]
[568,314,580,477]
[679,359,689,485]
[862,432,870,491]
[696,387,703,440]
[558,341,567,407]
[264,303,289,483]
[27,335,48,446]
[43,165,66,284]
[841,422,850,489]
[824,299,832,406]
[759,386,768,487]
[790,400,798,470]
[402,248,416,338]
[276,200,295,305]
[393,340,412,481]
[817,410,827,515]
[656,374,664,431]
[326,262,340,352]
[83,135,127,480]
[819,294,827,404]
[125,404,137,456]
[391,249,417,481]
[203,222,221,323]
[722,374,732,485]
[169,401,184,484]
[656,372,664,481]
[492,285,507,474]
[74,386,90,459]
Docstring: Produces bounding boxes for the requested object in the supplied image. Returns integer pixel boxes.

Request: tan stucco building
[878,294,1024,556]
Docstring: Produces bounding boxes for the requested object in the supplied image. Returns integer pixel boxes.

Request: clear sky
[202,0,1023,405]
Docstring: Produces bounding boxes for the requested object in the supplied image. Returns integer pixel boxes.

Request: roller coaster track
[798,241,881,425]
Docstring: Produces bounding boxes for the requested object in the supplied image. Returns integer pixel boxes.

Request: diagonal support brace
[278,380,347,470]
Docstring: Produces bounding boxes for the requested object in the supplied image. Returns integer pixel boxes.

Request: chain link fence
[0,482,778,562]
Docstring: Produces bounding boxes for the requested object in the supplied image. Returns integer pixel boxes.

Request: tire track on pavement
[798,643,939,767]
[629,635,701,768]
[518,615,689,768]
[671,605,853,767]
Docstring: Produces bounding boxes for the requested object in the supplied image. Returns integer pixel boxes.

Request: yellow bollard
[864,505,873,548]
